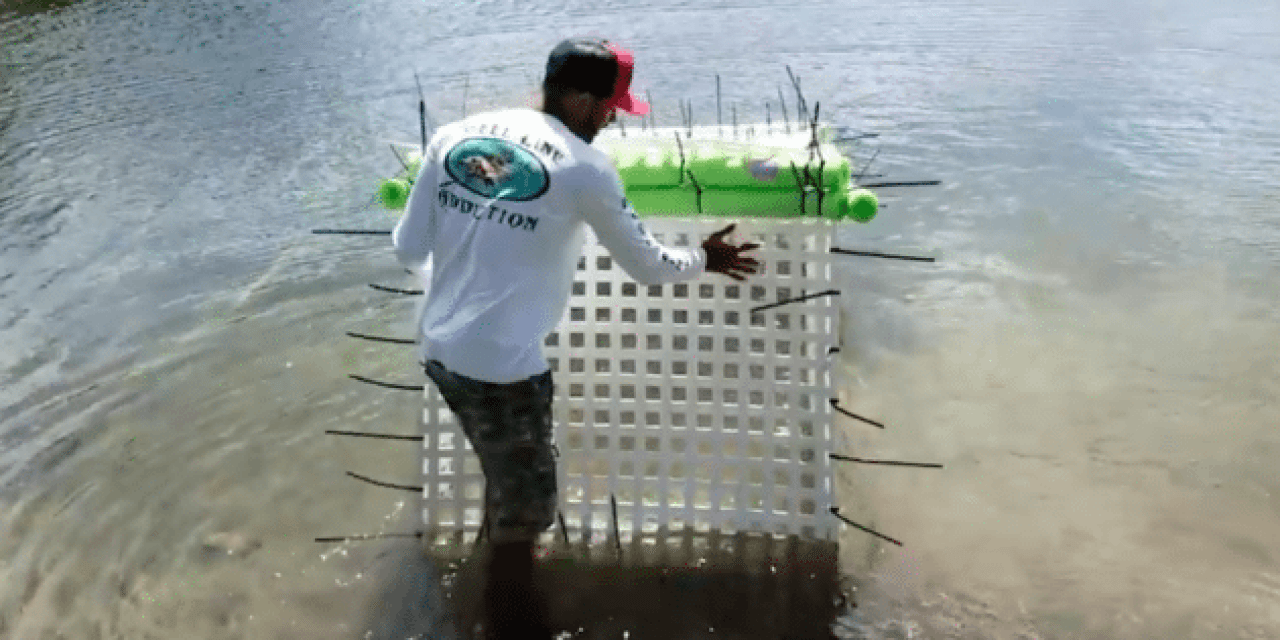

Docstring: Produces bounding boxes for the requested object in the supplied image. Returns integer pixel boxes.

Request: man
[391,37,761,637]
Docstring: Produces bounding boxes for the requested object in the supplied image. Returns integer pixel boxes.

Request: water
[2,0,1278,637]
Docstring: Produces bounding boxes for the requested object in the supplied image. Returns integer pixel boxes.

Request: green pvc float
[377,123,877,223]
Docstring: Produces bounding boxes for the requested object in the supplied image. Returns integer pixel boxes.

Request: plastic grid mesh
[421,218,838,547]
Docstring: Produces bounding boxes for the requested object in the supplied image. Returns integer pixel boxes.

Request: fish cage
[315,71,945,638]
[413,121,855,638]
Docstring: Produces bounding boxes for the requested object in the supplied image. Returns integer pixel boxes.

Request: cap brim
[612,91,649,116]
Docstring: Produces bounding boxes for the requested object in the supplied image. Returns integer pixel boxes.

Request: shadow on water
[354,480,848,640]
[357,529,848,640]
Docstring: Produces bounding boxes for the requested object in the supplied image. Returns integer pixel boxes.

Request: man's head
[541,38,650,143]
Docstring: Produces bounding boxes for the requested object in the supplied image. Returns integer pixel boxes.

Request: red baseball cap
[544,38,650,116]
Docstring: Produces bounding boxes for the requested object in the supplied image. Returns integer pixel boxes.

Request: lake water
[2,0,1278,637]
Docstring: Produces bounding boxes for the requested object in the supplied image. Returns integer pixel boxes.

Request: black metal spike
[312,229,391,236]
[325,429,424,442]
[829,247,936,263]
[348,374,424,392]
[749,289,839,314]
[830,507,903,547]
[829,398,885,429]
[777,86,790,133]
[716,74,722,134]
[345,470,421,493]
[855,148,881,181]
[389,144,411,174]
[829,453,944,469]
[369,284,423,295]
[346,331,416,344]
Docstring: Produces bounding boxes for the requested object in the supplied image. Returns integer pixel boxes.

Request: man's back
[392,107,707,384]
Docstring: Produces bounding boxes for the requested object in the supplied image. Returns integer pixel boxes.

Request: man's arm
[391,145,442,275]
[577,163,706,286]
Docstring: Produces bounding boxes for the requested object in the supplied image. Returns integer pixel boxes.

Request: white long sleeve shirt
[392,108,707,384]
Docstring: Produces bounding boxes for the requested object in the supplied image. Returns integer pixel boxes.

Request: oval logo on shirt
[443,137,549,202]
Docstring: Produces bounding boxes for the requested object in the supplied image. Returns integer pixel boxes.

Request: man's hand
[702,223,761,282]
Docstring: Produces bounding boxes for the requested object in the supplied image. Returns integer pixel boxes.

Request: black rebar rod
[785,66,798,104]
[777,86,790,133]
[829,507,903,547]
[314,532,424,543]
[816,157,825,217]
[829,453,944,469]
[389,144,411,174]
[830,247,936,263]
[750,288,839,314]
[368,283,423,295]
[415,72,428,156]
[646,90,655,130]
[827,346,841,356]
[674,133,686,185]
[798,77,806,123]
[687,98,693,136]
[786,65,806,124]
[686,170,703,214]
[716,74,722,131]
[856,180,942,188]
[765,100,771,128]
[415,71,436,130]
[312,229,392,236]
[829,398,885,429]
[419,103,428,157]
[799,80,808,123]
[558,511,570,545]
[345,470,422,493]
[790,161,806,215]
[348,374,425,392]
[808,101,821,150]
[855,148,881,181]
[610,494,622,556]
[813,101,825,216]
[346,330,416,345]
[325,429,424,442]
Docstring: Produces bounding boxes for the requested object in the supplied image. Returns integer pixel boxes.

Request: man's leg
[476,373,556,638]
[424,361,556,638]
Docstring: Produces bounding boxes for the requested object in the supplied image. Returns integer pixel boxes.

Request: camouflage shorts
[423,360,557,544]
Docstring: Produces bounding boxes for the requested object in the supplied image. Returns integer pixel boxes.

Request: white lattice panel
[421,218,838,549]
